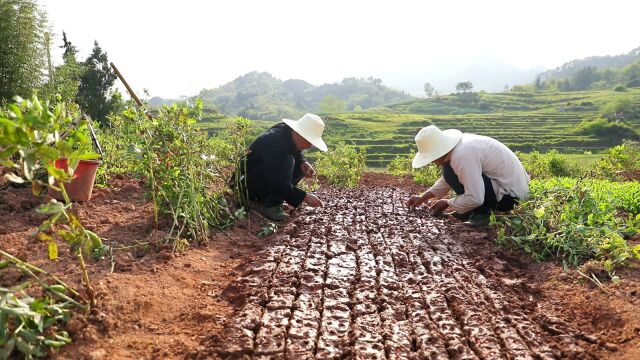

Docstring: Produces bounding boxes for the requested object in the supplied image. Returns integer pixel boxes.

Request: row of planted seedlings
[0,96,250,358]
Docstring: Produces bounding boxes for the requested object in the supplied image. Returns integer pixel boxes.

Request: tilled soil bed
[209,179,640,359]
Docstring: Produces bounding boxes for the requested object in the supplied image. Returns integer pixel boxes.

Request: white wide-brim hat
[412,125,462,168]
[282,113,328,152]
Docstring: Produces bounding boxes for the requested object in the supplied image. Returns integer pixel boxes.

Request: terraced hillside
[198,88,640,167]
[321,112,640,167]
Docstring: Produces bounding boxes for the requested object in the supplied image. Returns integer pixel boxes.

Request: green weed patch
[493,178,640,276]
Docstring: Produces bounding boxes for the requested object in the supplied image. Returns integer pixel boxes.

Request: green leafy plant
[0,251,82,359]
[492,178,640,277]
[257,222,277,237]
[592,141,640,180]
[298,176,320,193]
[0,95,102,306]
[412,163,441,186]
[0,288,72,360]
[212,117,252,209]
[387,151,413,176]
[103,102,239,247]
[517,150,583,178]
[387,150,441,186]
[316,142,366,187]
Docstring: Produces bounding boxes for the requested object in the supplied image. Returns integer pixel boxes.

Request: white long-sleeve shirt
[426,133,530,213]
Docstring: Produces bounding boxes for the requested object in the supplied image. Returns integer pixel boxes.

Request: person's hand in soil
[406,195,426,210]
[429,199,449,215]
[304,193,323,207]
[406,191,435,210]
[301,162,316,178]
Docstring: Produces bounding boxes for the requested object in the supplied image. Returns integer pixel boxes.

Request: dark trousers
[443,163,517,215]
[246,156,304,207]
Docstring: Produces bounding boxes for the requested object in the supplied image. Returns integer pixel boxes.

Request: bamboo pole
[109,62,152,119]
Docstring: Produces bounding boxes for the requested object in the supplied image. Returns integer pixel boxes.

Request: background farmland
[198,88,640,167]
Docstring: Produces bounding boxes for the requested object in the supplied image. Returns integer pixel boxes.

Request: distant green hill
[538,46,640,81]
[200,88,640,167]
[195,71,414,120]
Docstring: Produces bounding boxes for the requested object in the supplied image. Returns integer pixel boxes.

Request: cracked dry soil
[214,186,611,360]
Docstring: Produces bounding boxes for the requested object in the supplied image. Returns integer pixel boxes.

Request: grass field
[198,88,640,167]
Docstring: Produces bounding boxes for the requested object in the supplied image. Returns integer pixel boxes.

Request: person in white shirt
[405,125,530,226]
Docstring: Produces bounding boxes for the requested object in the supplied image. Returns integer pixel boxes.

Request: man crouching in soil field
[241,113,326,221]
[406,125,530,227]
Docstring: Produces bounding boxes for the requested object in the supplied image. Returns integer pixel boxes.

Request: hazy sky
[42,0,640,98]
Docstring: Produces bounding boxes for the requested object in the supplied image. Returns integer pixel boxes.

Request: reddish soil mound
[0,178,269,359]
[1,172,639,359]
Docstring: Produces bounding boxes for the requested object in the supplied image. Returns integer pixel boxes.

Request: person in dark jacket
[244,113,327,221]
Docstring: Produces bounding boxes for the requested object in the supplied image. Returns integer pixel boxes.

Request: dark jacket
[245,123,307,206]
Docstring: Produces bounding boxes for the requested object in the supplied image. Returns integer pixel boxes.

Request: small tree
[0,0,48,101]
[77,41,116,126]
[423,82,434,97]
[534,77,543,91]
[455,81,473,93]
[319,95,347,113]
[41,31,84,104]
[316,142,367,187]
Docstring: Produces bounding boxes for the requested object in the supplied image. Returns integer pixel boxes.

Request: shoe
[448,211,472,221]
[255,204,289,221]
[464,212,490,227]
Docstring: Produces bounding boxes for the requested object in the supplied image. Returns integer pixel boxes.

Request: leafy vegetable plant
[316,142,366,187]
[492,178,640,276]
[0,95,103,306]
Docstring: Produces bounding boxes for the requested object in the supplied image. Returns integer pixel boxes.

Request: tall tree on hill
[621,61,640,87]
[60,31,77,58]
[41,31,85,103]
[319,95,347,113]
[455,81,473,93]
[77,41,117,125]
[0,0,48,101]
[534,77,543,91]
[573,67,595,90]
[423,82,434,97]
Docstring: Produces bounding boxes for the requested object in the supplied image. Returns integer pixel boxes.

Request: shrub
[574,118,639,142]
[413,163,441,186]
[517,150,583,178]
[614,85,627,92]
[0,286,72,359]
[492,178,640,276]
[601,97,635,119]
[387,152,413,176]
[592,141,640,180]
[387,151,441,185]
[1,95,103,306]
[103,102,237,246]
[316,142,366,187]
[1,95,101,356]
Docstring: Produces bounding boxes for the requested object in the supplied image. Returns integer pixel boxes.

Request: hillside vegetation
[200,87,640,167]
[538,45,640,81]
[180,71,414,120]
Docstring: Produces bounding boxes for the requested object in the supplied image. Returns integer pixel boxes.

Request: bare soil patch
[1,172,638,359]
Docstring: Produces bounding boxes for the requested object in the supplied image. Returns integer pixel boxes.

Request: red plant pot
[49,158,101,202]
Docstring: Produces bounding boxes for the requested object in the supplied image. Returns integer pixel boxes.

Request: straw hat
[412,125,462,168]
[282,113,328,152]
